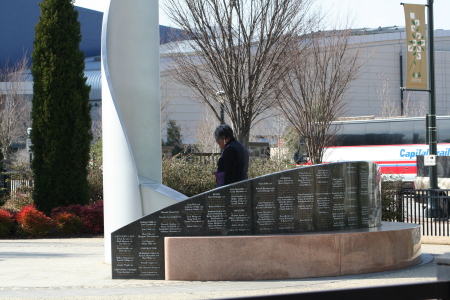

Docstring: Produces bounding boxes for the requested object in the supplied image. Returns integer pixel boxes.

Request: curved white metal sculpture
[102,0,187,263]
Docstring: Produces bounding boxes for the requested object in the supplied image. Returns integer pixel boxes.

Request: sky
[73,0,450,30]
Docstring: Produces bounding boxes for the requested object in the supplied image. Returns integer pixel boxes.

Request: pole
[400,53,404,116]
[216,91,226,125]
[220,104,225,125]
[427,0,438,189]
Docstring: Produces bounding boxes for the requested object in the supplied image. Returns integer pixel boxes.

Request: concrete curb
[422,236,450,245]
[0,238,449,299]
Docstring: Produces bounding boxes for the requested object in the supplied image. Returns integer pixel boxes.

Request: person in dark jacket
[214,124,249,186]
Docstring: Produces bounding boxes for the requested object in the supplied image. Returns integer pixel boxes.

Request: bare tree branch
[277,28,363,164]
[377,73,428,118]
[0,55,32,159]
[194,107,221,153]
[163,0,319,146]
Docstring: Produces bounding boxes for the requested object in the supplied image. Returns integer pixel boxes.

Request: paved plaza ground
[0,236,449,299]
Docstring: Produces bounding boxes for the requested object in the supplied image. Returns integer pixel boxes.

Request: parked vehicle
[297,116,450,188]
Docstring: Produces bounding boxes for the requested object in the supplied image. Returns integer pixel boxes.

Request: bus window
[366,121,389,145]
[327,123,341,146]
[336,122,367,146]
[389,119,414,144]
[437,118,450,143]
[413,119,426,144]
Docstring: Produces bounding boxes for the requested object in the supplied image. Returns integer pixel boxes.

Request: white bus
[318,116,450,187]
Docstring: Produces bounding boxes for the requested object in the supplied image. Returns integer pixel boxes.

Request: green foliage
[166,120,183,156]
[31,0,92,215]
[162,155,217,197]
[53,212,84,235]
[0,144,5,205]
[90,140,102,163]
[0,209,14,237]
[15,204,53,237]
[381,175,404,222]
[88,140,103,201]
[248,158,296,178]
[0,192,6,207]
[162,156,295,197]
[0,169,34,213]
[1,186,34,213]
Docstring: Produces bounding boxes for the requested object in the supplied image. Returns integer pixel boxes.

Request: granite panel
[112,161,382,280]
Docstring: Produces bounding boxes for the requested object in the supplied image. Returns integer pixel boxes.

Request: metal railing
[177,153,221,165]
[1,171,33,201]
[401,189,450,236]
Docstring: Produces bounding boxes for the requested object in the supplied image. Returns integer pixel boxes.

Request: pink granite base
[164,222,421,281]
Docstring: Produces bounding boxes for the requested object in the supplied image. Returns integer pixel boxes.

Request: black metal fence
[401,189,450,236]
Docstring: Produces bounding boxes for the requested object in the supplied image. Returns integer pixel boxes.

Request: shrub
[15,204,53,237]
[51,201,103,234]
[88,163,103,202]
[53,212,84,235]
[80,200,103,234]
[162,155,217,197]
[51,204,84,219]
[165,120,184,156]
[1,186,34,213]
[88,140,103,201]
[0,209,14,237]
[0,194,7,208]
[248,157,295,178]
[162,156,295,197]
[0,169,34,213]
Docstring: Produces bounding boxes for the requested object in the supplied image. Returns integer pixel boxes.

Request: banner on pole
[403,4,427,90]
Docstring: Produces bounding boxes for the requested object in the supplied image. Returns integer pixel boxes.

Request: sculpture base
[164,222,421,281]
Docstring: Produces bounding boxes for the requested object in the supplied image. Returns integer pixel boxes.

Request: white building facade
[6,27,450,146]
[159,27,450,144]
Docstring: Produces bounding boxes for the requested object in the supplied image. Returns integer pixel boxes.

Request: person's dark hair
[214,124,234,140]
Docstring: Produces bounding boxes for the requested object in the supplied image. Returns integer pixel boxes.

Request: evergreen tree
[31,0,92,215]
[166,120,183,156]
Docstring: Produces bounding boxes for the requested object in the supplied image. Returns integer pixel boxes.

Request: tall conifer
[31,0,92,214]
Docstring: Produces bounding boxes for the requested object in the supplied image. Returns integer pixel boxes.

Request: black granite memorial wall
[111,161,381,280]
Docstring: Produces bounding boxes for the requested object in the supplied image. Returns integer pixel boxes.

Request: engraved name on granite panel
[297,168,315,231]
[113,233,138,279]
[315,166,333,230]
[181,199,206,235]
[159,209,183,234]
[358,162,371,227]
[228,183,252,234]
[330,164,346,229]
[112,212,165,280]
[206,181,253,235]
[344,163,360,227]
[253,176,277,234]
[137,219,163,279]
[277,171,298,232]
[206,189,228,234]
